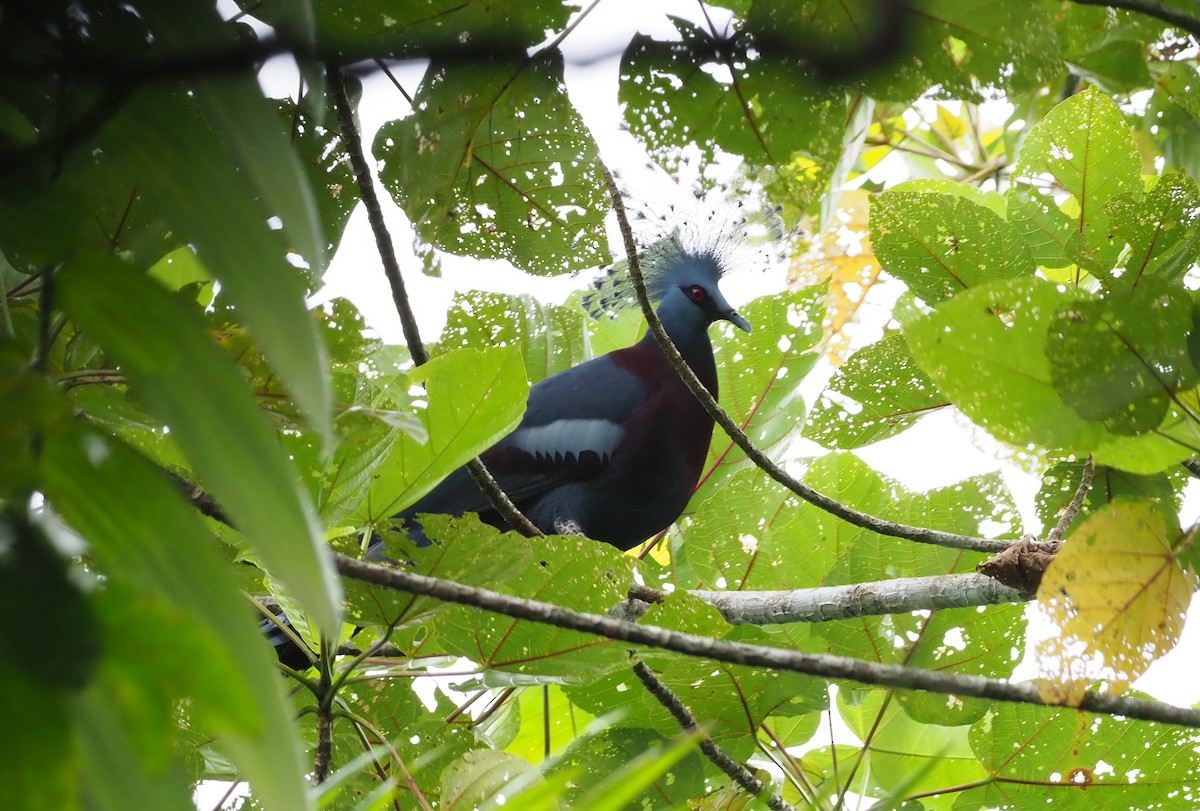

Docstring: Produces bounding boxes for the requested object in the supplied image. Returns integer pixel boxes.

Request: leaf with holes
[376,51,608,276]
[1046,279,1198,435]
[1008,87,1141,275]
[620,16,842,209]
[806,332,947,450]
[1105,170,1200,289]
[905,277,1103,451]
[963,702,1200,809]
[871,191,1036,303]
[689,289,824,507]
[1036,499,1196,704]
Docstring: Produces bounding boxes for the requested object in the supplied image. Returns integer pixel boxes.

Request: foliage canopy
[3,1,1200,809]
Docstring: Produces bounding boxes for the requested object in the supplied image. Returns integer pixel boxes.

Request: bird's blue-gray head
[652,246,751,334]
[585,235,750,334]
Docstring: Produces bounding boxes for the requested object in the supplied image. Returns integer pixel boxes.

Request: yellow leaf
[1035,500,1196,705]
[934,104,966,140]
[788,189,882,365]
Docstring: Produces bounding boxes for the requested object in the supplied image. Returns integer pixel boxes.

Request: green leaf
[962,703,1200,809]
[73,683,196,811]
[904,277,1103,451]
[806,332,947,450]
[552,729,704,811]
[674,468,841,592]
[376,51,609,276]
[0,662,76,811]
[358,346,528,521]
[279,92,360,255]
[802,459,1024,725]
[871,191,1036,303]
[1008,87,1141,275]
[567,594,827,759]
[98,77,331,439]
[435,291,595,384]
[1046,280,1198,435]
[835,691,989,806]
[441,750,536,811]
[1068,39,1153,94]
[241,0,572,59]
[0,516,100,690]
[360,515,636,681]
[620,17,842,208]
[57,254,341,636]
[40,428,313,811]
[747,0,1061,103]
[1146,65,1200,179]
[1105,171,1200,288]
[1035,460,1178,541]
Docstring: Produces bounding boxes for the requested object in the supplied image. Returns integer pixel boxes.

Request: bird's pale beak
[725,309,751,334]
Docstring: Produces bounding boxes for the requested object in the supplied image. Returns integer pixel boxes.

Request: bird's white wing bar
[510,419,624,462]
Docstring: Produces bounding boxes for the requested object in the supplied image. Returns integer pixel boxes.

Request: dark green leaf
[747,0,1061,102]
[0,662,75,811]
[1046,280,1197,435]
[240,0,572,60]
[0,516,100,689]
[98,78,331,437]
[73,682,196,811]
[376,51,609,275]
[57,254,341,636]
[620,17,842,208]
[40,427,313,811]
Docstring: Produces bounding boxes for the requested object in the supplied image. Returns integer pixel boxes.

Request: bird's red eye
[688,285,707,303]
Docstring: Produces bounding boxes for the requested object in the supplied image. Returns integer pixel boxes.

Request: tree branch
[328,66,543,539]
[690,572,1030,624]
[598,165,1008,556]
[334,553,1200,729]
[631,661,796,811]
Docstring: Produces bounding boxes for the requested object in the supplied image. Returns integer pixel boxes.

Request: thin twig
[1047,455,1094,542]
[334,553,1200,729]
[328,65,543,539]
[598,165,1008,555]
[632,660,796,811]
[328,67,427,365]
[1183,457,1200,478]
[314,636,334,783]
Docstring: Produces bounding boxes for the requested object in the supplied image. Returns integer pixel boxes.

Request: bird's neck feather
[634,293,718,393]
